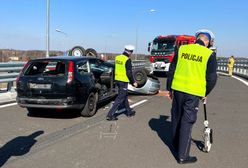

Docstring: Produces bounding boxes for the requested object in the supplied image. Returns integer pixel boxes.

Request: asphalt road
[0,74,247,168]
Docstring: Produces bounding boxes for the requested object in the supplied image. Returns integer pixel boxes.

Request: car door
[75,60,95,103]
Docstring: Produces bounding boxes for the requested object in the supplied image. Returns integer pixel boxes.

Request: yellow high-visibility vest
[172,44,213,97]
[115,54,130,82]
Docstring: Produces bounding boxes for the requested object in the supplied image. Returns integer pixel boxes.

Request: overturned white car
[68,46,160,95]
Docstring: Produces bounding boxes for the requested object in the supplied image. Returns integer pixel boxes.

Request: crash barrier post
[217,57,248,79]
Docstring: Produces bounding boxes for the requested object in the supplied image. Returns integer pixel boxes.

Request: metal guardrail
[0,57,247,92]
[0,62,26,91]
[217,57,248,79]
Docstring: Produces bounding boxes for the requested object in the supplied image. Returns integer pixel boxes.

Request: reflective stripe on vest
[172,44,213,97]
[115,55,130,82]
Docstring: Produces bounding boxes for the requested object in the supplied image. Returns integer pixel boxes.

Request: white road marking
[218,72,248,86]
[130,99,148,108]
[231,75,248,86]
[0,102,17,109]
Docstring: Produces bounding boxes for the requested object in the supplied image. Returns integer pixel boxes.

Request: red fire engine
[148,35,196,73]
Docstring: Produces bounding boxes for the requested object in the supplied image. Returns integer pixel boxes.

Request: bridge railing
[0,57,247,92]
[217,57,248,79]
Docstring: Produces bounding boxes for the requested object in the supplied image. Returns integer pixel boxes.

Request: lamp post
[135,9,156,60]
[46,0,50,58]
[55,29,68,54]
[55,29,67,36]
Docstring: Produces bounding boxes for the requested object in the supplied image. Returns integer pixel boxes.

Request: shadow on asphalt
[27,109,81,119]
[192,139,205,152]
[148,115,177,160]
[0,130,44,167]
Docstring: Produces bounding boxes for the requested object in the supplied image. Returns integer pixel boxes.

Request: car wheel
[133,69,147,87]
[85,48,98,57]
[81,92,98,117]
[69,46,86,56]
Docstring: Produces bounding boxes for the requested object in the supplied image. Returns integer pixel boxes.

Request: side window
[77,61,89,75]
[99,63,113,73]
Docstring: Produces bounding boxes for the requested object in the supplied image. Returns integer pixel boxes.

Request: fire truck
[148,35,196,73]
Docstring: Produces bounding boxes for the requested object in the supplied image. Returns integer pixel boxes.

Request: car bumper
[16,97,84,109]
[151,62,170,72]
[128,75,160,95]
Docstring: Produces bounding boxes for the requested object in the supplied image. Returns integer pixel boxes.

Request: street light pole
[46,0,50,58]
[55,29,68,53]
[135,9,156,60]
[55,29,67,36]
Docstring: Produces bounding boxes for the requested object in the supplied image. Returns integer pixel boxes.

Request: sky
[0,0,248,57]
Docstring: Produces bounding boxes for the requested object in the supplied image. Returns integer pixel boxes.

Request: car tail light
[67,61,74,84]
[16,61,30,83]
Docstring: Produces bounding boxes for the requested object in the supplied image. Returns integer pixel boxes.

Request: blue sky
[0,0,248,57]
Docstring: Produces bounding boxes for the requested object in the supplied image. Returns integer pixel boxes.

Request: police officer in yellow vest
[167,29,217,164]
[106,45,138,121]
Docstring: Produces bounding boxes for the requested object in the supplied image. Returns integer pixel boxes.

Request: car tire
[81,92,98,117]
[85,48,98,57]
[133,69,147,87]
[69,46,86,56]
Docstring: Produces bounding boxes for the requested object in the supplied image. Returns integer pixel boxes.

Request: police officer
[106,45,138,121]
[166,29,217,164]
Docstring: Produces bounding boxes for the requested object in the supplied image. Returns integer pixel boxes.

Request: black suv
[16,56,117,117]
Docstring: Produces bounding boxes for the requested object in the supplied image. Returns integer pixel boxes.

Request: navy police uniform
[167,39,217,161]
[106,50,136,121]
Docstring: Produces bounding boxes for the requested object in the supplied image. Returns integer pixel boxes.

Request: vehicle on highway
[148,35,196,73]
[127,74,160,95]
[16,56,117,117]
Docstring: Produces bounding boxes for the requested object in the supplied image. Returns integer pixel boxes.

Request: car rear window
[24,60,67,76]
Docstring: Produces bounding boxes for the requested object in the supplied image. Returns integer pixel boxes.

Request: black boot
[177,156,197,164]
[106,115,118,121]
[126,110,136,117]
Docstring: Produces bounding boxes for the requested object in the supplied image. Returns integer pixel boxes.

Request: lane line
[231,76,248,86]
[0,102,17,109]
[130,99,148,108]
[218,72,248,86]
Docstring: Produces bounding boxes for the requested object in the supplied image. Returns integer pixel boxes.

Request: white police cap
[124,45,135,51]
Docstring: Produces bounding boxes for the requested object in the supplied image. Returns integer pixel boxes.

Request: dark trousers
[107,81,132,117]
[171,90,200,159]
